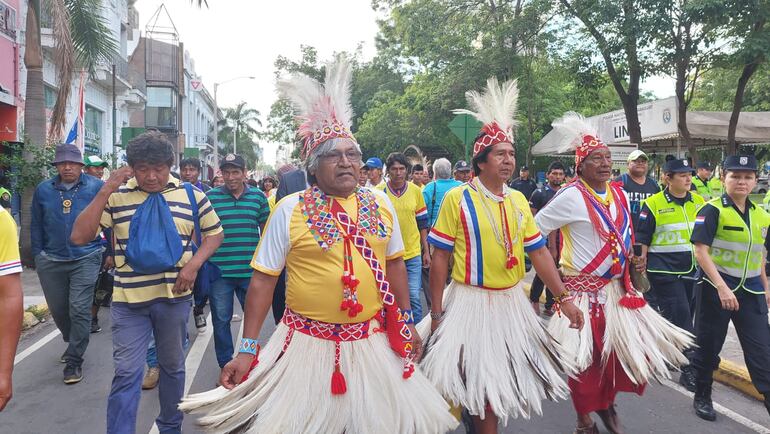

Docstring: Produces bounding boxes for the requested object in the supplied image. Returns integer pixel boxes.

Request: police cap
[722,155,757,172]
[664,159,695,174]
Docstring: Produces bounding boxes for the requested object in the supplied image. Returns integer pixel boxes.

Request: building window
[146,86,176,128]
[84,105,103,155]
[44,85,57,110]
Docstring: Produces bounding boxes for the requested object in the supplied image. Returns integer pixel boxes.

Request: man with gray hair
[423,158,461,227]
[179,58,456,434]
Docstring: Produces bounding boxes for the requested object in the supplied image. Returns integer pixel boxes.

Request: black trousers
[646,273,695,334]
[529,274,554,309]
[691,282,770,394]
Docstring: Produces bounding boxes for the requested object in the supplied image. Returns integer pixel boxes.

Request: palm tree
[20,0,117,264]
[218,102,263,167]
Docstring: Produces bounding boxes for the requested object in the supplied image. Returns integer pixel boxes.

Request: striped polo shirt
[100,177,222,306]
[207,185,269,278]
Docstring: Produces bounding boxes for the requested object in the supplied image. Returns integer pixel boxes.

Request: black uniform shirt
[509,177,538,201]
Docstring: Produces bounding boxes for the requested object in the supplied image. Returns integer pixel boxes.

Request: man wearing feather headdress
[534,112,694,434]
[418,78,584,434]
[179,59,458,434]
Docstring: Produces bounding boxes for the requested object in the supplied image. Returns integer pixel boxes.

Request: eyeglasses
[322,150,363,165]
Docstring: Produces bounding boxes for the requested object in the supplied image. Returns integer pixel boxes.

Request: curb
[523,282,764,402]
[714,360,763,401]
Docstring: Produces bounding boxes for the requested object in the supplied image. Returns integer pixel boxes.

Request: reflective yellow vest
[708,177,723,196]
[705,197,770,294]
[646,191,705,274]
[691,176,712,199]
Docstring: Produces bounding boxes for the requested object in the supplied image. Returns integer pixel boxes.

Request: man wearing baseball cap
[205,154,269,369]
[32,144,105,384]
[84,155,109,180]
[453,160,472,183]
[616,149,660,231]
[364,157,384,187]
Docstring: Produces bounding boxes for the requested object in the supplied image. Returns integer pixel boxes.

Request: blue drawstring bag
[124,192,184,274]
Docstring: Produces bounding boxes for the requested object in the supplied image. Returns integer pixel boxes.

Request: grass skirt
[180,319,459,434]
[547,279,694,386]
[417,281,575,423]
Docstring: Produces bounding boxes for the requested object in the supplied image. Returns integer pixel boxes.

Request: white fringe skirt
[180,317,459,434]
[416,281,576,423]
[547,278,694,385]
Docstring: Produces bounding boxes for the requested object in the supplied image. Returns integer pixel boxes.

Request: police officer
[636,159,704,392]
[690,154,770,421]
[691,161,717,199]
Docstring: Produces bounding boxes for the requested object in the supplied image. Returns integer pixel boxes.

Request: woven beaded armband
[400,309,415,325]
[238,337,259,355]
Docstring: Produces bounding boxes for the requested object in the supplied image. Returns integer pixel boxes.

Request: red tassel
[619,294,647,309]
[341,274,351,285]
[349,276,360,289]
[238,347,261,384]
[402,363,415,379]
[610,262,621,275]
[340,299,351,311]
[506,256,518,269]
[331,368,347,395]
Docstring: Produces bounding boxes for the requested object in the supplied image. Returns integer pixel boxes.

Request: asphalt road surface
[5,304,770,434]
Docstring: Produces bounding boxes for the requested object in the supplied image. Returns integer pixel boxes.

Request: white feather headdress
[452,77,519,156]
[550,112,607,166]
[276,57,355,158]
[550,112,599,153]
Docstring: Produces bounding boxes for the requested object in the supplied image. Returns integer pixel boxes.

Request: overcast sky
[134,0,673,165]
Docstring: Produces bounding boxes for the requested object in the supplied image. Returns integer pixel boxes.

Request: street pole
[213,82,219,169]
[233,121,237,155]
[212,76,255,163]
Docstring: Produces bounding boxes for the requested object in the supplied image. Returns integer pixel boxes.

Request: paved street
[6,288,770,433]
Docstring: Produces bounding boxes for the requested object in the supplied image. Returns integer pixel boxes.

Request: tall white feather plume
[324,59,354,129]
[275,56,355,154]
[453,77,519,136]
[550,112,599,154]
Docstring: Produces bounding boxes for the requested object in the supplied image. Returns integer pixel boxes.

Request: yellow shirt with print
[100,177,223,305]
[0,206,22,276]
[427,183,545,289]
[377,182,428,260]
[251,190,404,324]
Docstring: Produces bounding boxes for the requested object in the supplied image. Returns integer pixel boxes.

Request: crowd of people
[0,58,769,434]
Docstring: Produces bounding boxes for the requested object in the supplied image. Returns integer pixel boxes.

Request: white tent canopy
[531,97,770,156]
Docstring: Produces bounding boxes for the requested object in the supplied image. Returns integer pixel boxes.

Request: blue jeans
[405,256,423,322]
[106,300,191,434]
[209,277,249,368]
[147,333,190,368]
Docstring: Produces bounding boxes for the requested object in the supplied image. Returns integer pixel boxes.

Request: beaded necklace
[472,177,520,268]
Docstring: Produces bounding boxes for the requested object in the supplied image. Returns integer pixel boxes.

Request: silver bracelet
[430,311,444,321]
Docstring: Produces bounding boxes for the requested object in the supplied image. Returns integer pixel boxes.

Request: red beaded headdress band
[551,112,608,168]
[277,58,357,159]
[453,77,519,157]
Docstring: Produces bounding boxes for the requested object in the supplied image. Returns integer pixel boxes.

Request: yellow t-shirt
[0,205,22,276]
[428,180,545,289]
[251,188,405,323]
[100,177,223,305]
[376,182,428,260]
